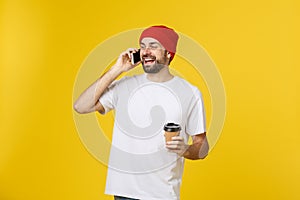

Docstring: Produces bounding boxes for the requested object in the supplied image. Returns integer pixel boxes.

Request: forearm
[183,137,209,160]
[73,65,123,113]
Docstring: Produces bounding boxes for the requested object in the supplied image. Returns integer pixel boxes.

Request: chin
[142,62,165,74]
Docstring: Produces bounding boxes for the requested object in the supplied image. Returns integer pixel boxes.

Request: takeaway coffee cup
[164,123,181,142]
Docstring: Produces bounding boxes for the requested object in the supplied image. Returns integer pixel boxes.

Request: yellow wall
[1,0,299,199]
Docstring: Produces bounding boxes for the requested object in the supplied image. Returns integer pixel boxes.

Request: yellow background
[1,0,299,199]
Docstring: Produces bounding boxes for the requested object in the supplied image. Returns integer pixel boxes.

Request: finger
[122,49,132,60]
[166,147,180,150]
[171,136,184,141]
[126,48,140,60]
[166,141,181,145]
[120,51,130,59]
[127,48,139,52]
[126,48,135,52]
[166,144,181,150]
[126,52,132,59]
[126,48,138,56]
[167,149,180,154]
[132,60,141,67]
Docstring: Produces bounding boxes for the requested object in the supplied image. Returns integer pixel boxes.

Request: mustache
[142,55,156,60]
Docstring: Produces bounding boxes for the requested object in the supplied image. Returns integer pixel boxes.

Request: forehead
[140,37,162,46]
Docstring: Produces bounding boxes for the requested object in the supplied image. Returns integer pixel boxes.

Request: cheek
[155,51,163,58]
[157,53,167,60]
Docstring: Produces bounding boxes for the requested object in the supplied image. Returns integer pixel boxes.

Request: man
[74,25,209,200]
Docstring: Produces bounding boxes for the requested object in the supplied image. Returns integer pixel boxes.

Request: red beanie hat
[139,25,179,62]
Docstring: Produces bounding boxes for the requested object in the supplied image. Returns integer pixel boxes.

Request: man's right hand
[114,48,141,72]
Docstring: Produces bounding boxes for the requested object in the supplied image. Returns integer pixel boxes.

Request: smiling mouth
[143,57,156,65]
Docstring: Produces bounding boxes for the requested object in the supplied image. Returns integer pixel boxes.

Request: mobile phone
[131,49,141,65]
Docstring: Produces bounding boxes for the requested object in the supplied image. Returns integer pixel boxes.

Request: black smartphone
[131,49,141,64]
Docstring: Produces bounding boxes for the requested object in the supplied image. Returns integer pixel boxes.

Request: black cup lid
[164,122,181,132]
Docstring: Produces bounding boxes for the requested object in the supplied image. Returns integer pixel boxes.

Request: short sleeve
[186,88,206,136]
[99,80,119,114]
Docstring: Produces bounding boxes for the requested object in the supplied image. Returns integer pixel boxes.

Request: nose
[142,47,151,55]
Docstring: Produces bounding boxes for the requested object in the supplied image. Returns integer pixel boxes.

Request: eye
[150,45,159,50]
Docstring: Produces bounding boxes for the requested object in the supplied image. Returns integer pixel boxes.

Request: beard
[142,51,168,74]
[142,62,165,73]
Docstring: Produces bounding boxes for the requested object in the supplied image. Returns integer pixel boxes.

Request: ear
[167,52,171,58]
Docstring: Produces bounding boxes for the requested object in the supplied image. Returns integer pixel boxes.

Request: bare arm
[166,133,209,160]
[183,133,209,160]
[73,48,140,114]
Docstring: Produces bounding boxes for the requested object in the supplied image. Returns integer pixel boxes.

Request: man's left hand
[165,136,189,156]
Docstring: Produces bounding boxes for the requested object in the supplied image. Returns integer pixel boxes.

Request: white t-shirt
[99,74,206,200]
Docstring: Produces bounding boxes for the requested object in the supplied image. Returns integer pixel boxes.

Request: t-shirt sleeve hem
[99,98,110,114]
[187,130,206,136]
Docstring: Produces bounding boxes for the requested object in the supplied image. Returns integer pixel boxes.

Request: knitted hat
[139,25,179,62]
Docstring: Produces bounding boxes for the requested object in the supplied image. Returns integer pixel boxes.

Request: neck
[146,66,174,82]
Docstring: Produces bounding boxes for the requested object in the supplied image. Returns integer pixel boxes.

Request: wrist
[109,65,125,77]
[182,144,190,158]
